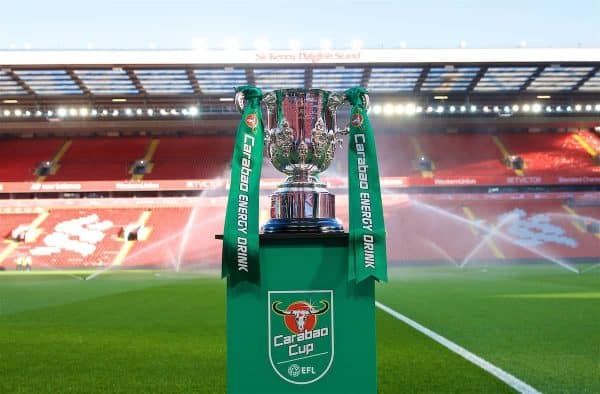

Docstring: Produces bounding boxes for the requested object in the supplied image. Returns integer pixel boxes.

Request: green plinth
[224,233,376,394]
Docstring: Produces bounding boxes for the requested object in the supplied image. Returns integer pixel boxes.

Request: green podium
[223,233,376,394]
[220,86,386,393]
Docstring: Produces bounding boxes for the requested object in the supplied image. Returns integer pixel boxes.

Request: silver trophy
[235,88,369,233]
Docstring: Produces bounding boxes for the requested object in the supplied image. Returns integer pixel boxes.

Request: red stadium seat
[48,137,149,181]
[145,136,234,180]
[0,138,64,181]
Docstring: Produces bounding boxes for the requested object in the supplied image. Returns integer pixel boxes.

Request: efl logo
[287,363,316,378]
[268,290,334,385]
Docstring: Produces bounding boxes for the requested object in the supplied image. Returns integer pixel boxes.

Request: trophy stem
[263,178,343,233]
[289,169,312,183]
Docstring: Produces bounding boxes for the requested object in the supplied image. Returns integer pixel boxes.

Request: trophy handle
[327,93,371,139]
[235,91,245,113]
[327,93,347,138]
[261,92,278,160]
[361,93,370,111]
[261,92,277,115]
[336,92,370,137]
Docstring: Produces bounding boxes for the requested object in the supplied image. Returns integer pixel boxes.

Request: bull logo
[272,300,329,334]
[268,290,334,385]
[351,112,364,128]
[245,113,258,130]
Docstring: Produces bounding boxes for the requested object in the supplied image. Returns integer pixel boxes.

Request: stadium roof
[1,48,599,135]
[1,48,600,107]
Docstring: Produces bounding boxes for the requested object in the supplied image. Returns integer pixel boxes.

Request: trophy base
[263,179,343,233]
[263,218,343,233]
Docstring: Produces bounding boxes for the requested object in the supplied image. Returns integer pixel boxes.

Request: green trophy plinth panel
[223,233,376,394]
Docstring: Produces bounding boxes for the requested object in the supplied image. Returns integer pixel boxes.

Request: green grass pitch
[1,264,598,393]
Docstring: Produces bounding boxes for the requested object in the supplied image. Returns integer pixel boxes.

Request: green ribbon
[222,86,264,286]
[345,87,388,283]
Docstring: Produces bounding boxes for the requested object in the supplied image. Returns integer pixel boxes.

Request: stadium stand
[500,131,599,177]
[0,127,598,270]
[385,198,487,262]
[0,52,597,276]
[577,129,600,152]
[386,196,599,263]
[0,131,597,187]
[417,133,508,178]
[465,198,599,261]
[0,138,64,181]
[127,205,224,267]
[144,136,234,180]
[0,212,39,267]
[5,208,140,268]
[47,137,150,181]
[0,193,597,268]
[125,207,192,267]
[321,134,417,178]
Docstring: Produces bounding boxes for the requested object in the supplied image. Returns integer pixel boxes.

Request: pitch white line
[375,301,541,394]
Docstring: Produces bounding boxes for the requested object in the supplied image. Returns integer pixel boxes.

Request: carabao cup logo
[245,113,258,129]
[268,290,334,384]
[351,112,364,128]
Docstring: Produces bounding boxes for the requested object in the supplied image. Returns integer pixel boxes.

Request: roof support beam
[3,68,35,96]
[519,64,545,92]
[186,68,201,95]
[245,68,256,87]
[413,67,429,93]
[125,69,146,96]
[466,66,488,94]
[126,69,146,95]
[66,69,90,97]
[571,65,599,92]
[361,67,372,90]
[305,67,313,89]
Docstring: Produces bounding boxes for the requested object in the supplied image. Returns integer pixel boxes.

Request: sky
[0,0,599,50]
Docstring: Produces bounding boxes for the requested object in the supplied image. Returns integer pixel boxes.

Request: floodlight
[351,39,362,50]
[320,39,332,50]
[254,38,270,51]
[383,104,394,116]
[289,39,301,51]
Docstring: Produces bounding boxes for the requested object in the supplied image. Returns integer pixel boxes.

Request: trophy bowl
[262,89,346,177]
[236,88,366,233]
